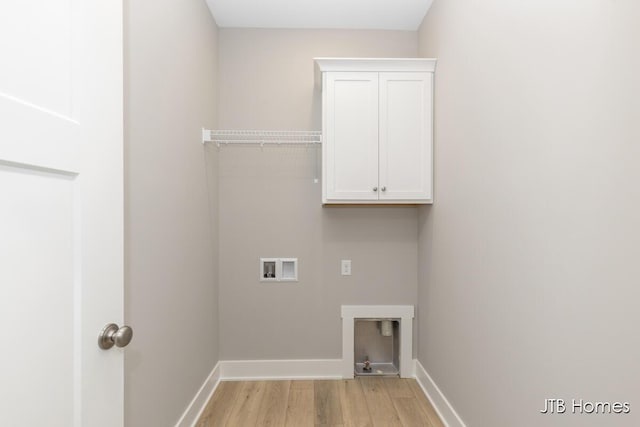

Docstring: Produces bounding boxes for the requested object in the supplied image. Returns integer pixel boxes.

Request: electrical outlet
[341,260,352,276]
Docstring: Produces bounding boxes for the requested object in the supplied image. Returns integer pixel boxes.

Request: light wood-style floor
[195,377,445,427]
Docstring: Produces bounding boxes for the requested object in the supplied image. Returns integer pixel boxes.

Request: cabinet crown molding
[314,57,437,87]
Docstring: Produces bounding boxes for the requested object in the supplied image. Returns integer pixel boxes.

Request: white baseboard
[174,362,221,427]
[414,360,466,427]
[219,359,343,381]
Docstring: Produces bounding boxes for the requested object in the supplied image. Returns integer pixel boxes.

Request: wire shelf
[202,129,322,145]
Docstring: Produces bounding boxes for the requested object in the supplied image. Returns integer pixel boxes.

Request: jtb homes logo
[540,399,630,414]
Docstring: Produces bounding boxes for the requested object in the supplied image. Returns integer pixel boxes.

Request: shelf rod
[202,128,322,145]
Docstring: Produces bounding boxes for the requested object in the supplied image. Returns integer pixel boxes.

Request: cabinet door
[378,72,433,202]
[323,72,379,202]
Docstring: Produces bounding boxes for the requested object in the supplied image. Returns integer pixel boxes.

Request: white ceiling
[206,0,434,31]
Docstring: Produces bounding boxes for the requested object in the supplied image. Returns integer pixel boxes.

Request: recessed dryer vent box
[260,258,298,282]
[354,319,399,377]
[341,305,414,378]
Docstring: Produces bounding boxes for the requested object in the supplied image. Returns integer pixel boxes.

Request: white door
[379,72,433,202]
[0,0,124,426]
[323,72,379,202]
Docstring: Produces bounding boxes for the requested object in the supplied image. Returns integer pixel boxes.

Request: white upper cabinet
[315,58,436,204]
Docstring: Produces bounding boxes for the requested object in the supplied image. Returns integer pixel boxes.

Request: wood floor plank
[225,380,267,426]
[195,379,446,427]
[359,377,402,427]
[315,380,344,426]
[338,379,373,427]
[382,378,415,399]
[392,397,432,426]
[194,381,242,427]
[408,380,446,427]
[284,380,314,427]
[255,381,291,427]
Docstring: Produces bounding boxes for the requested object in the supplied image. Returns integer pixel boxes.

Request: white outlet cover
[341,260,352,276]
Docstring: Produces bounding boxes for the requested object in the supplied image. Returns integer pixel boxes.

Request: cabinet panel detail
[379,72,432,202]
[324,72,379,201]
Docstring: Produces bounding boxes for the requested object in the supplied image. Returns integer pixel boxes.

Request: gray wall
[124,0,219,425]
[417,1,640,426]
[217,29,420,360]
